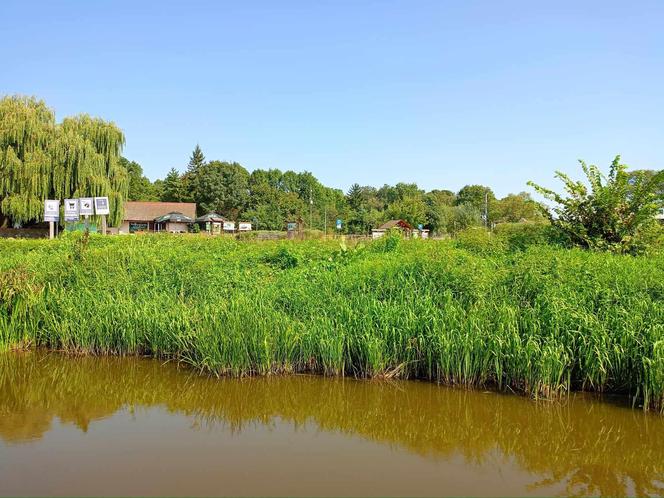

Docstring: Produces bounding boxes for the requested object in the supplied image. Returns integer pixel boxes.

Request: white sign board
[44,200,59,222]
[223,221,236,231]
[64,199,80,222]
[79,197,94,216]
[238,222,252,231]
[94,197,110,215]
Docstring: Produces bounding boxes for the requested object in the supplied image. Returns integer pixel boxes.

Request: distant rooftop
[196,212,225,223]
[377,219,414,230]
[154,212,194,224]
[124,202,196,221]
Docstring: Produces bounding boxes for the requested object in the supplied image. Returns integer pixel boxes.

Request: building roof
[124,202,196,221]
[377,219,414,230]
[154,212,194,223]
[196,212,225,223]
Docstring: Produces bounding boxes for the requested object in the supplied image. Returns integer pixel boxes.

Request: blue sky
[3,0,662,197]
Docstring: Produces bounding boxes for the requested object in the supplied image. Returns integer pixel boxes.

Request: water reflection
[0,352,662,497]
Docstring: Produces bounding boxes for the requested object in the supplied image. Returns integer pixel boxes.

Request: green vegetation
[0,96,127,227]
[1,234,662,411]
[0,95,548,234]
[529,156,664,254]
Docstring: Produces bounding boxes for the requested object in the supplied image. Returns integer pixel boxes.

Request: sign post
[44,200,59,239]
[79,197,94,231]
[94,197,110,235]
[64,199,80,224]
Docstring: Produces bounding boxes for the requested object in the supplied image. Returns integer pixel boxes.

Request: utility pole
[309,188,313,230]
[324,205,327,238]
[484,191,489,229]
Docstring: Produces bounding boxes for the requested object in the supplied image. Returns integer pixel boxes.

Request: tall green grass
[1,232,663,411]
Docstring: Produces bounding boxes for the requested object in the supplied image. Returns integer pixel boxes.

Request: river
[0,352,662,496]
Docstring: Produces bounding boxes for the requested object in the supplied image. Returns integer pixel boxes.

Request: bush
[263,246,299,269]
[493,222,561,251]
[453,227,505,254]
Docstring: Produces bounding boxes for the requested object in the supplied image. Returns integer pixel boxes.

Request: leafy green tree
[528,156,664,254]
[346,184,381,232]
[456,185,495,224]
[424,190,457,233]
[386,195,427,227]
[161,168,187,202]
[449,204,483,233]
[628,169,664,199]
[493,192,543,223]
[191,160,250,218]
[0,95,128,227]
[120,157,158,201]
[152,179,165,201]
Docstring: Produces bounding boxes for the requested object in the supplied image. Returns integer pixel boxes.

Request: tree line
[122,144,546,233]
[2,95,661,249]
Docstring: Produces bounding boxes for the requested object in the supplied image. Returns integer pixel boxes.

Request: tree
[424,190,457,234]
[182,145,206,202]
[0,95,128,227]
[450,204,482,233]
[386,195,427,227]
[627,169,664,199]
[456,185,496,224]
[191,161,250,218]
[528,156,664,254]
[161,168,187,202]
[493,192,543,223]
[186,144,206,176]
[346,184,381,233]
[121,157,158,201]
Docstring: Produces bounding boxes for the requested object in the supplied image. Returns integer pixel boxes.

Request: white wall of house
[166,222,188,233]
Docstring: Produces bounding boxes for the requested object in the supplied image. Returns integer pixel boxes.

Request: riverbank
[1,233,662,411]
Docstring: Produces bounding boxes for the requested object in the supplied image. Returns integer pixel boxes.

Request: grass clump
[0,233,663,411]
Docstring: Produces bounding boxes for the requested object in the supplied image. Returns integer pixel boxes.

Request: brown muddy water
[0,352,662,497]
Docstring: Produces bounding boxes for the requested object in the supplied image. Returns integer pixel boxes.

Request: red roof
[378,219,414,230]
[124,202,196,221]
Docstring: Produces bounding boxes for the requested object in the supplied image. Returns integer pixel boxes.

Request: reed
[0,232,662,411]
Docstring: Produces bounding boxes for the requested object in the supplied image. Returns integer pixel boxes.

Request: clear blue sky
[3,0,662,197]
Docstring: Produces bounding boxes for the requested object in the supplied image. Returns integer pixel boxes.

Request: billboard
[79,197,94,216]
[238,222,252,231]
[223,221,236,231]
[94,197,110,215]
[44,200,60,222]
[64,199,80,222]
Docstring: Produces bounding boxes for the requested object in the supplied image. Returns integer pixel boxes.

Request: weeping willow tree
[0,95,128,227]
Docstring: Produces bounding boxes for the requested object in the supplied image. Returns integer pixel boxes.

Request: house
[118,202,197,233]
[371,219,414,239]
[196,213,225,234]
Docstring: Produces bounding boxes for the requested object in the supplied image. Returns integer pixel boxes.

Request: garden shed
[372,219,414,239]
[196,213,225,234]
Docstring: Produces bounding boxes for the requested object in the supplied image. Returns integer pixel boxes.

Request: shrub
[528,156,664,254]
[493,222,560,251]
[453,227,505,254]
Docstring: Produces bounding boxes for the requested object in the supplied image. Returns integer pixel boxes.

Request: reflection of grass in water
[0,352,662,497]
[1,235,663,412]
